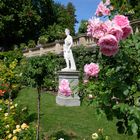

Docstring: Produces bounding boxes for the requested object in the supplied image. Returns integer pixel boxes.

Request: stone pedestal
[56,71,80,106]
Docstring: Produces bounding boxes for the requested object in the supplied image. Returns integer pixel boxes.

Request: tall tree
[0,0,77,49]
[0,0,41,50]
[32,0,56,32]
[66,2,78,35]
[43,2,78,42]
[78,20,88,34]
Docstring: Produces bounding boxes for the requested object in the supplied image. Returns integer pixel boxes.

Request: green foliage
[34,0,56,30]
[73,46,98,80]
[19,43,28,50]
[66,2,77,35]
[0,50,23,62]
[78,20,88,34]
[0,50,24,85]
[0,50,25,99]
[38,35,48,45]
[0,99,35,139]
[27,40,36,48]
[80,33,140,138]
[53,2,77,36]
[0,0,77,49]
[22,46,97,90]
[46,23,65,42]
[22,53,61,89]
[110,0,140,20]
[0,0,41,50]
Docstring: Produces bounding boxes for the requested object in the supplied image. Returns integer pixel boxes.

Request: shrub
[38,35,48,45]
[21,53,61,90]
[27,40,36,48]
[0,99,35,139]
[80,33,140,138]
[21,46,97,91]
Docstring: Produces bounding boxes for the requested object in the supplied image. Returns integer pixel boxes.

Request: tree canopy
[0,0,77,50]
[78,20,87,34]
[110,0,140,20]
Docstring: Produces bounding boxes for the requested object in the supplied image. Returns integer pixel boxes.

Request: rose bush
[84,63,100,77]
[80,32,140,137]
[87,0,132,56]
[80,0,140,138]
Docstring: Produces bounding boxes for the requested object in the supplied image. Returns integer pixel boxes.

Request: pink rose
[104,0,110,6]
[121,25,132,39]
[83,79,89,84]
[108,26,123,41]
[106,21,123,41]
[103,8,110,16]
[98,34,119,56]
[93,23,108,39]
[113,15,130,28]
[105,20,123,41]
[87,17,101,37]
[112,15,132,39]
[59,79,72,96]
[87,17,108,39]
[84,63,100,77]
[95,1,110,16]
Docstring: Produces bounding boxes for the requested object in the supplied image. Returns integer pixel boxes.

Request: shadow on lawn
[27,113,37,123]
[45,129,78,140]
[27,112,45,123]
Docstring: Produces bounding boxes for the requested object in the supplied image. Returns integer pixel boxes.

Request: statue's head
[65,28,70,35]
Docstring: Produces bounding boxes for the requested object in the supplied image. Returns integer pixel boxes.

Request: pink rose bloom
[59,79,72,96]
[83,79,89,84]
[93,23,108,39]
[106,21,123,41]
[84,63,100,77]
[98,34,119,56]
[104,8,110,16]
[87,17,108,39]
[108,26,123,41]
[104,19,112,27]
[104,0,110,6]
[113,15,130,28]
[121,25,132,39]
[95,1,110,16]
[87,17,101,37]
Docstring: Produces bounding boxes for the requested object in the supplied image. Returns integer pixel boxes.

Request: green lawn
[14,87,137,140]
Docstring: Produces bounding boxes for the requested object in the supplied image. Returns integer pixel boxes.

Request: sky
[54,0,101,32]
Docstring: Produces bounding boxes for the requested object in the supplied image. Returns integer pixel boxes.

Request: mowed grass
[14,87,137,140]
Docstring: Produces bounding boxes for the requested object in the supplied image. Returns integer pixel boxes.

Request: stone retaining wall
[23,34,96,57]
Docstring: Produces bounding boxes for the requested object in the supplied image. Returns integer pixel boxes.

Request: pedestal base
[56,70,80,106]
[56,95,80,106]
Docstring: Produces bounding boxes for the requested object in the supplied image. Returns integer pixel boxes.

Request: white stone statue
[61,28,76,71]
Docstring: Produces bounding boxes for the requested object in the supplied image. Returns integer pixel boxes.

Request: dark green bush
[21,46,98,91]
[21,53,63,90]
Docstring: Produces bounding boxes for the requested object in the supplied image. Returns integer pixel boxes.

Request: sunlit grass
[14,87,137,140]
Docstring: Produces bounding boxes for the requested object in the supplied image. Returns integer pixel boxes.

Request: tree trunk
[36,86,41,140]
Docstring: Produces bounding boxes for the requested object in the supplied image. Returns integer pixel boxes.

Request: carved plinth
[56,71,80,106]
